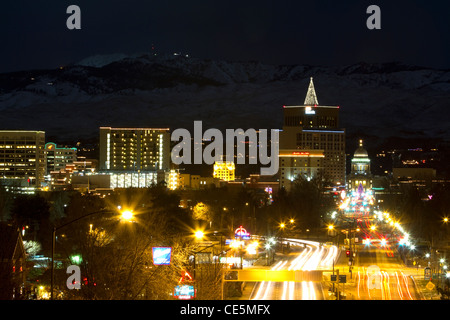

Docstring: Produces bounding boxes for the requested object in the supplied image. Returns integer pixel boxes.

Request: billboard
[174,285,196,300]
[152,247,172,265]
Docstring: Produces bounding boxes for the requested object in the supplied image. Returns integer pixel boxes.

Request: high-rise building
[99,127,171,172]
[279,78,346,190]
[0,130,46,188]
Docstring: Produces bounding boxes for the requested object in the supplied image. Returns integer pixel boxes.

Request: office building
[0,130,46,189]
[279,149,325,189]
[279,78,346,189]
[45,142,77,174]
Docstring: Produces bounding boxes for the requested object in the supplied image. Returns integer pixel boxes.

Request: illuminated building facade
[45,142,77,174]
[213,161,235,181]
[109,171,159,189]
[279,149,324,190]
[167,169,180,190]
[347,140,373,192]
[279,78,346,189]
[48,164,75,191]
[0,130,46,188]
[99,127,171,172]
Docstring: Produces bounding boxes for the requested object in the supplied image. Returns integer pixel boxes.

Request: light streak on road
[382,271,391,300]
[251,260,286,300]
[401,272,413,300]
[357,271,361,299]
[357,267,415,300]
[395,272,404,300]
[252,238,339,300]
[301,282,308,300]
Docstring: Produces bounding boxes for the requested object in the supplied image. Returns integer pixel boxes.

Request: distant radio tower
[151,43,157,56]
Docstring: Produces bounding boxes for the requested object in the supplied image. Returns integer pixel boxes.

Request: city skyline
[1,1,449,305]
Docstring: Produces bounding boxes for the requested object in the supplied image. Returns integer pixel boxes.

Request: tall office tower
[99,127,171,172]
[0,130,46,188]
[279,78,346,190]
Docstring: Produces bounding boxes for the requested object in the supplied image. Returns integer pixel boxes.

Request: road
[249,239,339,300]
[338,189,421,300]
[352,244,419,300]
[243,190,423,300]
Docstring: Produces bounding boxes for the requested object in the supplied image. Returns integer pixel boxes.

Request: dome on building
[353,140,368,158]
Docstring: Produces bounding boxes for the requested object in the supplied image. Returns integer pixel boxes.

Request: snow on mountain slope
[0,53,448,143]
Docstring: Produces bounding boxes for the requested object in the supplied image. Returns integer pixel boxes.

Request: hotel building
[279,78,346,190]
[99,127,171,172]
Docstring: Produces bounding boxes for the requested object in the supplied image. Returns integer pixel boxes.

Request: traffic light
[346,250,350,257]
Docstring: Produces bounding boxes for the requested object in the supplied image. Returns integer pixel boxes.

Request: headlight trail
[252,238,339,300]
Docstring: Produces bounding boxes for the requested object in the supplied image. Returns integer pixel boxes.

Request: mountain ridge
[0,53,449,146]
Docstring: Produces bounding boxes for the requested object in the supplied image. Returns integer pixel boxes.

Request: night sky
[1,0,449,73]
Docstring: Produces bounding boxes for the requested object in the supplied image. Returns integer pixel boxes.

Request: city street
[353,247,418,300]
[236,240,423,300]
[247,239,339,300]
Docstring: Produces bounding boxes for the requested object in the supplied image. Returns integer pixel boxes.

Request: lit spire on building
[304,77,319,106]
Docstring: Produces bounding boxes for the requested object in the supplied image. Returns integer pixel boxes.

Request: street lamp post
[50,208,132,299]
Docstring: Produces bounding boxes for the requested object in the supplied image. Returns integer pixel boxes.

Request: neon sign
[292,152,310,156]
[234,226,250,240]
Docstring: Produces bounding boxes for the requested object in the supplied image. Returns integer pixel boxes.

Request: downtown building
[347,140,373,193]
[279,78,346,190]
[45,142,77,174]
[0,130,46,191]
[99,127,171,188]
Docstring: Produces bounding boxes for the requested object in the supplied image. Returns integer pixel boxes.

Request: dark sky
[1,0,449,73]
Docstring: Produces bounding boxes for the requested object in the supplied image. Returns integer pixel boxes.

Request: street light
[195,230,205,240]
[51,207,129,299]
[121,210,134,221]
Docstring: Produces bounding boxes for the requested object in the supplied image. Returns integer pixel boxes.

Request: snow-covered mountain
[0,52,449,146]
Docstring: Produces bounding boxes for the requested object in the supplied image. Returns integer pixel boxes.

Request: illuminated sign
[174,285,196,300]
[152,247,172,265]
[219,257,242,264]
[178,270,193,283]
[46,143,56,150]
[292,152,310,156]
[305,106,316,114]
[234,226,250,240]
